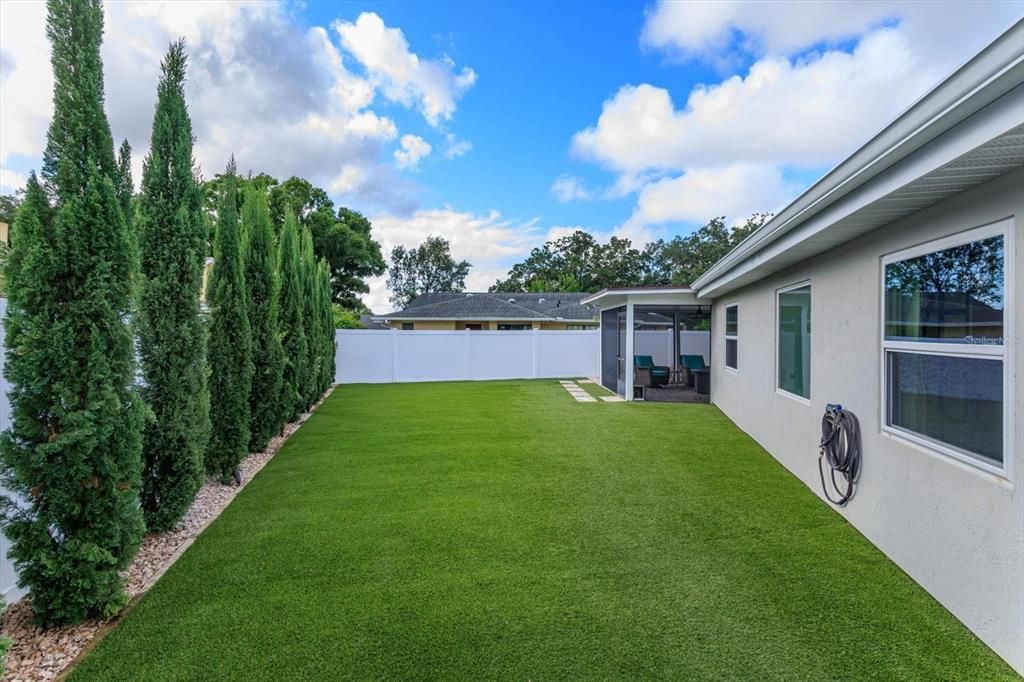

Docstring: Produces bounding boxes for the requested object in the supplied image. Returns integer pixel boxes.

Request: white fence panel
[0,298,24,603]
[535,331,601,378]
[393,332,465,382]
[634,330,711,368]
[335,329,599,384]
[335,329,394,383]
[468,332,534,380]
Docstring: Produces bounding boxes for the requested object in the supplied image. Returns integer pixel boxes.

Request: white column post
[625,302,635,401]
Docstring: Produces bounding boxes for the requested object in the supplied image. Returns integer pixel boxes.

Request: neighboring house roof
[379,292,598,322]
[692,20,1024,299]
[359,315,391,330]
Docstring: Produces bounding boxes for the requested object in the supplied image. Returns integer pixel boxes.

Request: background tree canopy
[387,235,471,309]
[201,173,385,311]
[489,214,770,294]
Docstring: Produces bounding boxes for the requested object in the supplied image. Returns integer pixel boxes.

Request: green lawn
[70,381,1015,680]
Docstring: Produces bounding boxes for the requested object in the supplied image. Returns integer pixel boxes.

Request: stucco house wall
[708,167,1024,671]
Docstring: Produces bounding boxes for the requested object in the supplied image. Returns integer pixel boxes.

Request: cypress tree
[206,158,253,482]
[318,260,336,394]
[137,41,210,530]
[0,0,144,625]
[242,187,284,452]
[278,211,307,422]
[299,228,319,409]
[114,139,133,223]
[114,139,139,277]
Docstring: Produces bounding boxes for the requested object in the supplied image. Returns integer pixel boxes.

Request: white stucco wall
[709,167,1024,672]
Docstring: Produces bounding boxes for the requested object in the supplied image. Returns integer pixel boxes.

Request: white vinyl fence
[0,298,22,602]
[634,330,712,368]
[335,329,600,384]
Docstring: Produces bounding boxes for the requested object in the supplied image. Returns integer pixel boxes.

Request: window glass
[725,306,738,336]
[887,351,1003,464]
[778,285,811,398]
[884,235,1003,344]
[725,339,737,369]
[401,323,414,330]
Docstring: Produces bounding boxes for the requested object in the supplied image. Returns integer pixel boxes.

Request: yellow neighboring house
[376,292,598,331]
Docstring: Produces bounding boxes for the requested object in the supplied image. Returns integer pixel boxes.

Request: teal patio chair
[680,354,708,387]
[635,355,670,387]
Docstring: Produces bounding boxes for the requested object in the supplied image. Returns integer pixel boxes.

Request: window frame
[878,218,1013,479]
[724,303,739,372]
[775,280,812,404]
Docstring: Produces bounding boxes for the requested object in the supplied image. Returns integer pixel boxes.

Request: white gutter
[372,315,597,322]
[580,287,695,306]
[692,19,1024,296]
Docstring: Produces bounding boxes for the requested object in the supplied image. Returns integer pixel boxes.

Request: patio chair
[635,355,670,387]
[680,354,708,387]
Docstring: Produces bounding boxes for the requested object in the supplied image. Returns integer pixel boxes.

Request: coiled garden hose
[819,403,861,507]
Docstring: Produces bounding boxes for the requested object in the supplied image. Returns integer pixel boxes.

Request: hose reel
[818,403,861,507]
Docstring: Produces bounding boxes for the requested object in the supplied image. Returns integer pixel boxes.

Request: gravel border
[0,386,336,682]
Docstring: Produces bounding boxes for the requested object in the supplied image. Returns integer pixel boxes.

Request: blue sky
[1,1,1021,310]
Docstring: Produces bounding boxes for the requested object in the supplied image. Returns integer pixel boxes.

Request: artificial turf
[70,380,1016,680]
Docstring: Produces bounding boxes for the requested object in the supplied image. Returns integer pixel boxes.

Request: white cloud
[622,164,795,234]
[641,0,888,59]
[0,1,51,164]
[335,12,477,127]
[442,133,472,159]
[573,2,1022,236]
[394,134,432,169]
[365,208,544,311]
[550,174,594,203]
[0,168,27,194]
[573,29,930,181]
[641,0,1022,71]
[0,3,477,217]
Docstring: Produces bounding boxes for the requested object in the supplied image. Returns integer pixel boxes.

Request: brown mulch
[0,387,336,682]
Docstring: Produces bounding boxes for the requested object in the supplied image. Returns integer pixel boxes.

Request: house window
[497,324,531,330]
[464,324,483,331]
[566,324,589,330]
[724,304,738,370]
[777,283,811,399]
[882,222,1008,472]
[401,323,414,330]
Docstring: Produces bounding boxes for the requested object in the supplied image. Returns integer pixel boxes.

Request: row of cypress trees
[0,0,335,625]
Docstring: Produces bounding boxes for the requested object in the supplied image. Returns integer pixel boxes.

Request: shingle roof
[383,292,597,321]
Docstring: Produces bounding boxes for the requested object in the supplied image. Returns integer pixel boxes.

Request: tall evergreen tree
[242,187,284,452]
[0,0,144,625]
[299,228,319,409]
[206,158,253,482]
[114,139,133,223]
[277,210,307,422]
[317,260,336,394]
[137,41,210,531]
